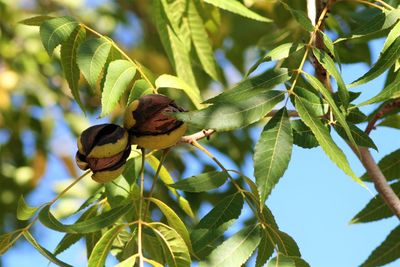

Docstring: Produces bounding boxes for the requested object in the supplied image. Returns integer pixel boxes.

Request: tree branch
[310,0,400,219]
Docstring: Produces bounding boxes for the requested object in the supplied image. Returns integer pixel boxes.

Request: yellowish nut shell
[132,123,187,150]
[91,164,126,183]
[123,100,139,129]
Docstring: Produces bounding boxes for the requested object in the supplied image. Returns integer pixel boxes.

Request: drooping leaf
[312,48,349,107]
[295,96,364,186]
[40,16,78,55]
[293,86,328,117]
[334,123,377,151]
[38,204,131,233]
[23,231,72,267]
[188,0,219,81]
[77,38,112,89]
[87,225,124,267]
[360,225,400,267]
[291,119,319,149]
[60,26,86,111]
[255,228,274,267]
[302,72,357,149]
[254,108,293,203]
[155,74,203,109]
[351,181,400,223]
[357,73,400,106]
[198,224,261,267]
[267,254,310,267]
[148,222,191,267]
[203,0,271,22]
[207,68,290,103]
[19,15,53,26]
[100,59,136,116]
[281,2,314,32]
[169,171,229,192]
[147,155,195,218]
[16,196,41,221]
[191,193,244,253]
[351,38,400,87]
[176,90,285,131]
[319,31,340,66]
[148,197,192,250]
[362,149,400,182]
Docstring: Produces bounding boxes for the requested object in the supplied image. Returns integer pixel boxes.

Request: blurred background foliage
[1,0,399,264]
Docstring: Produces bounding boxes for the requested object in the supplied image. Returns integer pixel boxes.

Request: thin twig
[137,148,146,267]
[365,99,400,134]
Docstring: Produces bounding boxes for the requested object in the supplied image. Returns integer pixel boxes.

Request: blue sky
[3,6,400,267]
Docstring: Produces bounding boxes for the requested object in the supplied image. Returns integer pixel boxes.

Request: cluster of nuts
[76,94,187,183]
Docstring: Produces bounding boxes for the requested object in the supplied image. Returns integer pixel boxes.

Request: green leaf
[357,73,400,106]
[265,228,301,257]
[360,225,400,267]
[295,96,364,186]
[312,48,349,107]
[148,222,191,267]
[351,181,400,223]
[19,15,53,26]
[264,43,305,61]
[203,0,271,22]
[0,230,23,255]
[16,196,40,221]
[23,231,72,267]
[100,59,136,117]
[188,0,219,81]
[115,254,139,267]
[77,38,112,89]
[335,10,400,43]
[319,31,340,66]
[191,193,244,253]
[267,254,310,267]
[334,123,377,151]
[38,204,131,233]
[147,155,195,218]
[281,2,314,32]
[382,20,400,53]
[127,79,152,105]
[255,229,274,267]
[176,90,285,131]
[169,171,229,192]
[148,197,192,251]
[350,38,400,87]
[40,16,79,55]
[362,149,400,182]
[291,119,319,149]
[54,205,99,255]
[88,225,124,267]
[199,224,261,267]
[302,72,357,149]
[379,114,400,129]
[254,108,293,203]
[207,68,290,103]
[155,74,204,109]
[60,26,86,111]
[293,86,328,117]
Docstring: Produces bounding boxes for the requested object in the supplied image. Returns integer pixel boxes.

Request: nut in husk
[124,94,187,150]
[76,123,131,183]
